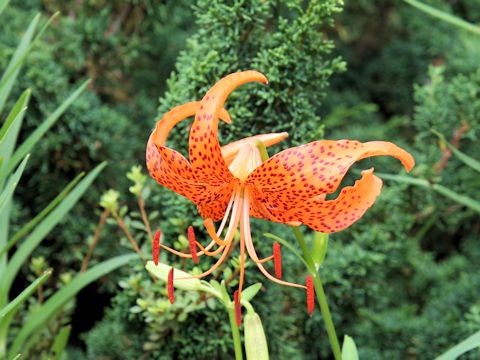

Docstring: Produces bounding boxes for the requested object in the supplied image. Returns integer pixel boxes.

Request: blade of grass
[0,269,51,319]
[0,89,30,145]
[404,0,480,36]
[49,325,71,360]
[435,330,480,360]
[0,0,10,15]
[0,12,60,115]
[3,79,90,179]
[377,172,480,213]
[0,155,29,215]
[1,162,106,293]
[431,129,480,173]
[0,172,85,258]
[8,253,137,357]
[0,14,39,114]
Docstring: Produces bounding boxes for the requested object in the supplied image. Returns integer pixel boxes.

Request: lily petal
[247,139,414,214]
[189,70,268,185]
[281,169,383,233]
[146,102,231,207]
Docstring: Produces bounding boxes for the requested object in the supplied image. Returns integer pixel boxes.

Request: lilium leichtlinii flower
[146,70,414,321]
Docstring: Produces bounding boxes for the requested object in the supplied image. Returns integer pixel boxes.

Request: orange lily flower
[146,71,414,319]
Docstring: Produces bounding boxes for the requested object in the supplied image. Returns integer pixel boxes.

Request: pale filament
[242,189,306,290]
[176,188,243,280]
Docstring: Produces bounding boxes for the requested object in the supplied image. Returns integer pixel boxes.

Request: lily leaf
[241,283,262,302]
[431,129,480,173]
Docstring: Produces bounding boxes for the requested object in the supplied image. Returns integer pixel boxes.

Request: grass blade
[378,172,480,213]
[0,0,10,15]
[3,79,90,177]
[0,14,39,114]
[0,12,60,115]
[0,89,30,145]
[0,155,29,215]
[8,253,137,357]
[0,172,85,258]
[431,129,480,173]
[404,0,480,36]
[2,162,106,293]
[0,269,51,319]
[436,330,480,360]
[49,325,71,360]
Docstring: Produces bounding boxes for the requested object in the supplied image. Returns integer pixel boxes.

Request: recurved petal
[278,169,383,233]
[189,71,268,185]
[196,182,237,221]
[151,101,231,147]
[247,139,414,212]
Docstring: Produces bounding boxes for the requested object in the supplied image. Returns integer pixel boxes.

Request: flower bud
[145,261,202,291]
[244,312,269,360]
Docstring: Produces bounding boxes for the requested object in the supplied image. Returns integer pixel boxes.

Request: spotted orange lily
[146,70,414,321]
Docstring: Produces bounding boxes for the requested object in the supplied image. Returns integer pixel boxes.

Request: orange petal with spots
[281,169,383,233]
[196,182,237,221]
[147,102,232,208]
[189,70,268,185]
[221,132,288,166]
[247,140,414,215]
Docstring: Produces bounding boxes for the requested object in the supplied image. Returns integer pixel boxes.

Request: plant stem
[137,196,153,242]
[227,305,244,360]
[292,227,342,360]
[81,209,110,272]
[112,211,146,263]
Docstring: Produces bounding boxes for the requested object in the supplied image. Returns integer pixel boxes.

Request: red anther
[234,290,242,326]
[273,242,282,279]
[306,275,314,316]
[168,268,175,304]
[152,230,161,266]
[188,226,199,264]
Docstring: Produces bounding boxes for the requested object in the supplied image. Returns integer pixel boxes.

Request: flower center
[228,142,263,182]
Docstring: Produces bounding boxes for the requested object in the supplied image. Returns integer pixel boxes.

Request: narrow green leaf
[0,12,60,115]
[0,89,30,144]
[404,0,480,36]
[342,335,359,360]
[49,325,71,360]
[0,172,85,258]
[0,269,51,319]
[0,0,10,15]
[4,80,90,176]
[241,283,262,302]
[431,129,480,173]
[0,14,39,114]
[244,312,269,360]
[8,253,136,357]
[0,155,29,215]
[376,172,430,187]
[2,162,106,293]
[432,184,480,213]
[436,330,480,360]
[311,232,328,270]
[378,172,480,213]
[10,354,22,360]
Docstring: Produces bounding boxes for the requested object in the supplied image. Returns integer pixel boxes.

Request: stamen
[153,230,161,266]
[273,242,282,279]
[188,226,199,264]
[204,219,229,246]
[168,268,175,304]
[306,275,314,316]
[234,290,242,326]
[195,241,225,256]
[258,255,274,264]
[242,190,306,289]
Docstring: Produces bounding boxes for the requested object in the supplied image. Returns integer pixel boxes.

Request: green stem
[292,227,343,360]
[227,306,244,360]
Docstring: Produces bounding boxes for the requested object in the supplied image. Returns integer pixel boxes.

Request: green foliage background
[2,0,480,359]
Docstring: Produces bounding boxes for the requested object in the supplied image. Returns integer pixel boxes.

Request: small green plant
[0,6,135,359]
